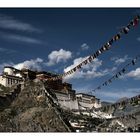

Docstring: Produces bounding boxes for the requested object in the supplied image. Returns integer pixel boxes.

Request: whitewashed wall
[54,90,79,110]
[78,101,94,109]
[0,76,7,87]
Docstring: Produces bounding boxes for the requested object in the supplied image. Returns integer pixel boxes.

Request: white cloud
[111,55,129,65]
[64,56,89,72]
[14,58,44,71]
[0,58,44,73]
[125,67,140,80]
[0,47,16,54]
[0,14,41,33]
[81,43,89,51]
[0,14,43,45]
[137,37,140,42]
[0,47,7,52]
[64,56,109,80]
[1,33,42,44]
[46,49,72,66]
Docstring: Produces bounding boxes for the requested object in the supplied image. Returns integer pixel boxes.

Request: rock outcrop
[0,81,71,132]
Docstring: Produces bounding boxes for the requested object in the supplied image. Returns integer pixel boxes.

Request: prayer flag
[123,27,129,34]
[114,34,121,41]
[118,72,122,76]
[132,60,136,65]
[133,18,139,26]
[88,56,93,63]
[83,60,88,65]
[73,67,77,72]
[115,74,118,78]
[122,68,126,73]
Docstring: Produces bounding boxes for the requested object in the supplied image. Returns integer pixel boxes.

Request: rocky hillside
[0,81,72,132]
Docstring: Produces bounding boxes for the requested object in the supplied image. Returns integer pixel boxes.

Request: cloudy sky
[0,8,140,102]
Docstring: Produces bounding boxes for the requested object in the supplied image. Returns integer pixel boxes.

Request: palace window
[8,78,10,85]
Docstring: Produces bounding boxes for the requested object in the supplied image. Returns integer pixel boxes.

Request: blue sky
[0,8,140,102]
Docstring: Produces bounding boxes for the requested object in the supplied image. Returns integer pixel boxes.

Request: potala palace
[0,66,102,111]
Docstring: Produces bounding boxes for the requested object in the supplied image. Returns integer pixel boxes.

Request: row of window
[7,78,21,85]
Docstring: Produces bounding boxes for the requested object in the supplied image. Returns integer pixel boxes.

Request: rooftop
[76,93,95,98]
[4,66,21,72]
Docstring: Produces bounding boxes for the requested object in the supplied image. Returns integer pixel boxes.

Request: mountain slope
[0,81,71,132]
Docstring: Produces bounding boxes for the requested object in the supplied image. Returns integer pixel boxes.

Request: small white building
[76,93,102,109]
[3,66,22,77]
[0,66,23,87]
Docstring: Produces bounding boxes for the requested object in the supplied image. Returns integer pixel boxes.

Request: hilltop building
[0,66,102,110]
[0,66,23,87]
[76,93,101,109]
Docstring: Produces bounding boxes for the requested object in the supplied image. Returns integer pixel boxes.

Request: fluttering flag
[123,27,129,34]
[73,67,77,72]
[106,42,111,48]
[95,50,100,57]
[66,71,70,75]
[47,15,140,81]
[68,70,71,74]
[89,55,140,94]
[104,81,108,86]
[77,63,82,69]
[114,34,121,41]
[130,20,134,26]
[105,43,110,50]
[115,74,118,78]
[88,56,93,63]
[118,72,122,76]
[109,39,114,45]
[126,24,131,29]
[133,17,139,26]
[102,45,107,51]
[132,60,136,65]
[70,70,73,74]
[122,68,126,73]
[98,50,102,54]
[83,60,88,65]
[92,54,96,59]
[103,44,109,51]
[99,48,104,54]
